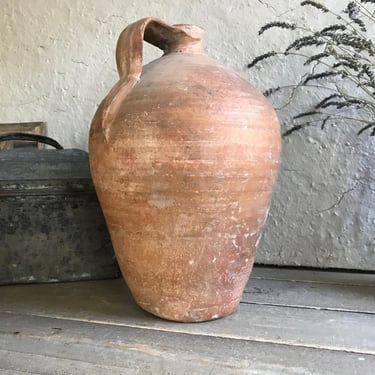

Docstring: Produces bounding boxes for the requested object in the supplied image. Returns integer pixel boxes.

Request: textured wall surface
[1,0,374,269]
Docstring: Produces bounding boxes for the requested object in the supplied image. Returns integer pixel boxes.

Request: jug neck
[163,24,205,54]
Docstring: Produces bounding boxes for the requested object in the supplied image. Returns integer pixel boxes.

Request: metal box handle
[0,133,64,149]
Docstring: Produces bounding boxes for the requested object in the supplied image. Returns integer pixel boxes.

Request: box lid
[0,149,94,195]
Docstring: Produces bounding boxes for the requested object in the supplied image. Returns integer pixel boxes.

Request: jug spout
[164,24,205,54]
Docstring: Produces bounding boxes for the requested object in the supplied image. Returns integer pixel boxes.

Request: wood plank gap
[244,278,375,313]
[250,277,375,287]
[239,300,375,315]
[251,267,375,286]
[254,265,375,275]
[3,310,374,356]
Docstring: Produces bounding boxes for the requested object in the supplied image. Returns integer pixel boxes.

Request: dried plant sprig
[318,98,365,108]
[304,52,330,65]
[293,110,322,119]
[300,1,329,13]
[247,52,277,68]
[332,60,360,70]
[286,35,325,51]
[320,115,331,129]
[359,63,375,81]
[302,71,344,85]
[330,33,375,55]
[352,17,367,31]
[357,123,375,135]
[258,22,297,36]
[355,1,375,23]
[263,86,282,97]
[248,0,375,136]
[284,116,375,137]
[335,53,370,65]
[317,24,347,35]
[315,94,341,108]
[282,124,309,137]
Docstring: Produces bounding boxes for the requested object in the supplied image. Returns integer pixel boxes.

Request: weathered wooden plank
[251,266,375,286]
[0,370,41,375]
[244,278,375,313]
[1,279,374,354]
[0,350,127,375]
[0,370,39,375]
[1,312,375,375]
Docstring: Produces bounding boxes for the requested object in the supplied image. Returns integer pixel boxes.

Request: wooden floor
[0,266,374,374]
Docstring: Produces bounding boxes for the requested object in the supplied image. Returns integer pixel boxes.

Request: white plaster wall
[1,0,374,269]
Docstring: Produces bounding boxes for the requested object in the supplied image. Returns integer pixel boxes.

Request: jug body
[89,18,281,322]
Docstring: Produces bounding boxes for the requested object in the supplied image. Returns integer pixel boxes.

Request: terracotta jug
[89,17,281,322]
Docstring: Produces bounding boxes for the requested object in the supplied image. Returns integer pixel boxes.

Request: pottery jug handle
[101,18,204,141]
[116,17,204,78]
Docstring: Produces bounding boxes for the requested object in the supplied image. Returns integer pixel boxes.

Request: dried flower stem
[354,0,375,22]
[249,0,375,136]
[285,113,375,136]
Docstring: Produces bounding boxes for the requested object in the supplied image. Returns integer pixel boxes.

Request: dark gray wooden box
[0,147,119,284]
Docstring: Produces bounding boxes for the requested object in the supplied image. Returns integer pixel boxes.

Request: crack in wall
[319,186,356,213]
